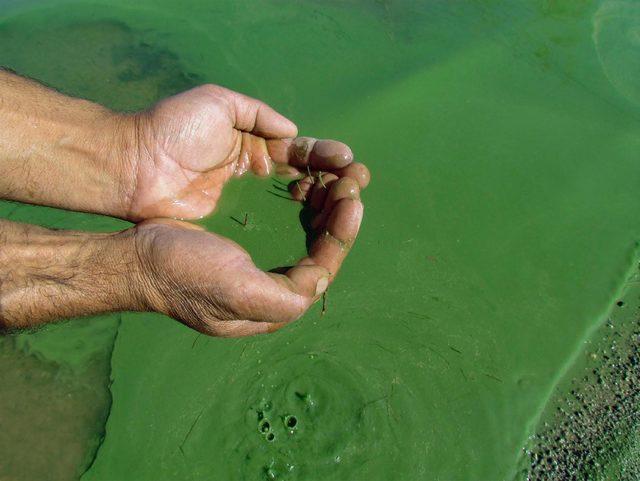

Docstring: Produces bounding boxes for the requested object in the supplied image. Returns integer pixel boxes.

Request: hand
[0,170,363,336]
[124,84,370,220]
[0,72,369,221]
[0,75,369,336]
[131,171,364,337]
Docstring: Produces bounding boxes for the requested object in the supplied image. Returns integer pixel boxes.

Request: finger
[230,265,329,323]
[275,164,302,179]
[236,132,273,177]
[267,138,354,171]
[323,176,360,208]
[309,139,353,170]
[289,170,350,206]
[229,260,329,324]
[310,198,364,279]
[334,162,371,189]
[282,260,330,300]
[310,173,338,211]
[137,218,206,231]
[312,176,360,229]
[196,320,288,338]
[221,87,298,138]
[289,176,315,202]
[233,132,251,177]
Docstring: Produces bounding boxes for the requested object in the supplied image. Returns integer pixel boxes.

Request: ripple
[208,347,398,481]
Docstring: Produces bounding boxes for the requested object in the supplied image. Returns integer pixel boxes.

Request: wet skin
[0,72,370,336]
[126,84,370,220]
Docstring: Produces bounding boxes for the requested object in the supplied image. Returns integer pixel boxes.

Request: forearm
[0,219,145,329]
[0,69,135,218]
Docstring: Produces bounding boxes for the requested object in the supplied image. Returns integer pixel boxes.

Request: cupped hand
[132,175,364,337]
[124,84,369,221]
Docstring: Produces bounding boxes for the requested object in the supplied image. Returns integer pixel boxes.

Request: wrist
[0,222,148,329]
[92,112,144,221]
[0,70,147,220]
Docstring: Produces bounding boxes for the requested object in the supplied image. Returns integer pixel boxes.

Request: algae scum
[1,0,640,480]
[526,262,640,480]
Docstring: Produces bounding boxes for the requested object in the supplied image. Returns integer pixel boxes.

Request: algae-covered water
[1,1,640,480]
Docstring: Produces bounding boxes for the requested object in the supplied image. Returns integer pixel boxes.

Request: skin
[127,86,369,220]
[0,70,370,337]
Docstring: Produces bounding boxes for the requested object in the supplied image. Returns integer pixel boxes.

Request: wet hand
[123,84,370,220]
[0,74,369,336]
[132,175,364,337]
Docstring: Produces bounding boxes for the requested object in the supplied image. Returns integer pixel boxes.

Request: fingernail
[315,277,329,296]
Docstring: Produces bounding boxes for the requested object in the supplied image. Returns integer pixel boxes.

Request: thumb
[231,260,329,324]
[221,87,298,139]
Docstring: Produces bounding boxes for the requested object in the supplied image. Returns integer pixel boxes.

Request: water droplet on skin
[258,154,272,176]
[235,151,250,177]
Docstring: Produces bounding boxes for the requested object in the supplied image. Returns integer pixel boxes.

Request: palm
[124,84,371,337]
[137,220,277,333]
[127,86,266,220]
[136,177,363,337]
[125,84,370,222]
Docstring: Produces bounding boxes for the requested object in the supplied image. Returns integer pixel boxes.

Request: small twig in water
[484,372,503,383]
[178,410,204,456]
[243,212,249,227]
[266,190,295,201]
[321,290,328,316]
[318,171,327,188]
[295,181,307,201]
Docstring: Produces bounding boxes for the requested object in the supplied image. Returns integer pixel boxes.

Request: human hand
[122,84,370,220]
[0,74,369,337]
[132,175,364,336]
[0,171,363,336]
[0,72,369,221]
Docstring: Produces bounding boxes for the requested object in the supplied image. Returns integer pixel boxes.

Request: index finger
[310,198,364,279]
[267,137,354,171]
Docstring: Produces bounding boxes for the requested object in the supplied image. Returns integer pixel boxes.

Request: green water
[0,0,639,480]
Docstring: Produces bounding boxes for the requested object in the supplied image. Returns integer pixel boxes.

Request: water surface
[0,1,639,480]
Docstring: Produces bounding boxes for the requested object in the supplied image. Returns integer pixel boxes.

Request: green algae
[0,0,640,480]
[523,257,640,480]
[0,324,117,481]
[594,0,640,107]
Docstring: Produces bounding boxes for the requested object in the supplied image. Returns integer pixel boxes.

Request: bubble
[285,415,298,429]
[220,350,394,481]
